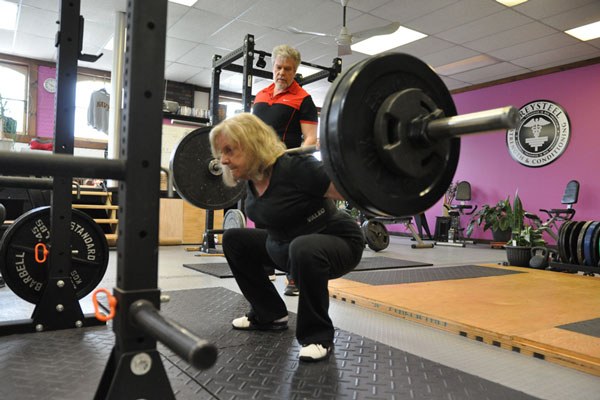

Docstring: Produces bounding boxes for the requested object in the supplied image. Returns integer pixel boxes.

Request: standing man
[253,45,319,296]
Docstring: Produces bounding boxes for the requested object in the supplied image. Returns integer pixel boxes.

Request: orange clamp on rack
[34,243,49,263]
[92,288,117,322]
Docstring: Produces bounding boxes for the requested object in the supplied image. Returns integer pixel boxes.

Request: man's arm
[300,122,318,147]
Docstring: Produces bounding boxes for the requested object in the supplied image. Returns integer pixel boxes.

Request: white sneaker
[269,274,276,281]
[232,315,288,331]
[299,344,331,362]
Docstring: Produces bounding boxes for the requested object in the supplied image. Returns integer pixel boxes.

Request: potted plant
[465,196,513,242]
[504,193,546,267]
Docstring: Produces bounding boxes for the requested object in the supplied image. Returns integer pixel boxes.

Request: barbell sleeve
[129,299,218,370]
[285,145,318,155]
[426,106,519,141]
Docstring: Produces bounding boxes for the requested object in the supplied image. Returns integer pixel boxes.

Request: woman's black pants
[222,228,362,346]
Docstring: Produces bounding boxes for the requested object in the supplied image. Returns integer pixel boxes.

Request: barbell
[170,52,519,217]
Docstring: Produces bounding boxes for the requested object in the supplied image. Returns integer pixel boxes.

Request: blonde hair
[272,44,301,71]
[209,113,287,186]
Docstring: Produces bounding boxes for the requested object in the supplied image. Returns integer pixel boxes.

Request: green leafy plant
[508,193,546,247]
[466,192,546,247]
[466,197,514,238]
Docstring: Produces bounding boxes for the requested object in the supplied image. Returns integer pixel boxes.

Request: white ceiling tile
[511,42,599,69]
[166,3,190,29]
[166,38,198,62]
[81,20,114,52]
[242,0,331,30]
[186,68,213,87]
[513,0,599,20]
[450,62,526,83]
[541,2,600,31]
[489,33,579,61]
[167,9,231,41]
[0,30,16,54]
[165,62,205,82]
[393,36,455,59]
[440,75,469,90]
[464,22,556,53]
[18,6,58,39]
[20,0,57,12]
[191,0,257,19]
[12,32,56,62]
[177,43,219,69]
[438,9,533,45]
[420,46,480,68]
[279,0,354,34]
[404,0,504,35]
[203,20,271,49]
[370,0,460,24]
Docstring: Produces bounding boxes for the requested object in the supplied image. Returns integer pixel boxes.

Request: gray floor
[1,236,600,400]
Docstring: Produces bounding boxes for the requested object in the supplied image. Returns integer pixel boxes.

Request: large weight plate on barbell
[170,126,245,210]
[0,206,109,304]
[320,53,460,217]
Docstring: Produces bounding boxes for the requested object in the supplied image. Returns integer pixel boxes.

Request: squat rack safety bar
[0,0,217,398]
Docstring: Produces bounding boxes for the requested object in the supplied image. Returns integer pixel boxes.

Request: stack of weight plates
[557,220,600,267]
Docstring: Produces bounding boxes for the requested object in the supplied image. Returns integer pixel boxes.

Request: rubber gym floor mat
[183,262,286,278]
[0,287,539,400]
[342,264,523,285]
[183,257,432,278]
[557,317,600,338]
[353,256,432,271]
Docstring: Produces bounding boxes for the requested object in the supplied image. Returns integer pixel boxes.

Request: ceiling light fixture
[0,0,18,31]
[168,0,197,6]
[495,0,528,6]
[565,20,600,41]
[351,26,427,56]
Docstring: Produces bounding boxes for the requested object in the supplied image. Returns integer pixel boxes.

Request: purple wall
[37,66,56,138]
[388,62,600,242]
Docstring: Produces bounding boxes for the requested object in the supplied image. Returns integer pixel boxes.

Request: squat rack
[0,1,216,399]
[200,34,343,253]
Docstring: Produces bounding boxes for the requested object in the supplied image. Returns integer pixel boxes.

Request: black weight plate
[583,221,600,266]
[577,220,593,265]
[170,126,245,210]
[567,221,585,265]
[558,221,573,263]
[593,221,600,268]
[223,209,246,230]
[0,206,109,304]
[362,220,390,252]
[320,52,459,217]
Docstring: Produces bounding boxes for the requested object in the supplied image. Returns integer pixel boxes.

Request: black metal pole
[130,300,218,370]
[0,152,126,179]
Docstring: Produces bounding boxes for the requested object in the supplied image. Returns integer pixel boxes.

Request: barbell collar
[425,106,519,141]
[130,299,218,370]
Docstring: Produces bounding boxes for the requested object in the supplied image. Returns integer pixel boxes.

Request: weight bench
[525,179,579,242]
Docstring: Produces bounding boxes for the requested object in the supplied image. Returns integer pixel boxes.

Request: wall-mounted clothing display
[87,88,110,134]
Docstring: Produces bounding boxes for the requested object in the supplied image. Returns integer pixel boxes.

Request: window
[74,76,110,140]
[0,62,28,134]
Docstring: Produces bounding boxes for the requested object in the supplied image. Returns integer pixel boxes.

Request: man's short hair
[272,45,301,70]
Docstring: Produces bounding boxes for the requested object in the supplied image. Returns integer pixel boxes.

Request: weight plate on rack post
[320,52,459,217]
[362,219,390,252]
[592,221,600,268]
[583,221,600,266]
[577,220,593,265]
[558,221,573,263]
[0,206,109,304]
[223,209,246,230]
[567,221,585,265]
[170,126,245,210]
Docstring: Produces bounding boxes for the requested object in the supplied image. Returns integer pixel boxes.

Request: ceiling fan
[287,0,400,56]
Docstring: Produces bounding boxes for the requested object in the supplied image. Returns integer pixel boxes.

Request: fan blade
[286,26,334,37]
[352,21,400,40]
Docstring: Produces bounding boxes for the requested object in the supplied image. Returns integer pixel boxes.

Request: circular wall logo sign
[506,100,570,167]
